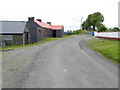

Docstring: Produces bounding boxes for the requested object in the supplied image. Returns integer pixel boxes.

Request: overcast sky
[0,0,119,31]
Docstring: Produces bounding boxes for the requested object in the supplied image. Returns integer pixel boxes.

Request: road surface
[2,34,118,88]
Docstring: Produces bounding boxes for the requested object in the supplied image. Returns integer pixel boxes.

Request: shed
[35,20,52,38]
[0,21,30,46]
[28,17,64,38]
[27,17,42,43]
[51,25,64,37]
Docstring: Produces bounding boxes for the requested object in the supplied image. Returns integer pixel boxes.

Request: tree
[81,12,104,31]
[109,28,112,31]
[81,21,91,30]
[97,24,107,32]
[88,12,104,30]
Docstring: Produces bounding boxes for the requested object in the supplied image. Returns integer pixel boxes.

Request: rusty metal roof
[51,25,63,30]
[35,20,63,30]
[35,20,51,29]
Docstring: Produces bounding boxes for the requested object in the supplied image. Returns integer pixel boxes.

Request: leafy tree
[81,12,104,31]
[109,28,112,31]
[81,21,91,30]
[97,24,107,32]
[89,12,104,30]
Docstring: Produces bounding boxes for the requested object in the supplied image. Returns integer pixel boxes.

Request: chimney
[28,17,34,21]
[47,22,51,25]
[37,19,42,22]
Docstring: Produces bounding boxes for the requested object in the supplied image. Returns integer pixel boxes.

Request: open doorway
[53,30,56,37]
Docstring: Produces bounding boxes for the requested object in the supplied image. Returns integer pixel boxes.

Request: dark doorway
[53,30,56,37]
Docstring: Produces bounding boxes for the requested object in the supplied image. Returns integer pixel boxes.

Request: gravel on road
[2,34,118,88]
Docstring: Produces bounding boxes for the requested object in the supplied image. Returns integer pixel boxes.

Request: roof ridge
[35,20,63,30]
[0,21,26,22]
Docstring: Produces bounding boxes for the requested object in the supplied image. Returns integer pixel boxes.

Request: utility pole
[80,17,83,30]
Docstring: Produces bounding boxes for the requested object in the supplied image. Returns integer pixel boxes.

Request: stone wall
[12,35,23,45]
[0,35,13,46]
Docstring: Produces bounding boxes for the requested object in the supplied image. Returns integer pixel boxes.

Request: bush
[72,30,86,34]
[109,27,120,32]
[112,27,120,31]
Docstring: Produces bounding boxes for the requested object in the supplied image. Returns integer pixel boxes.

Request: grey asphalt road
[2,34,118,88]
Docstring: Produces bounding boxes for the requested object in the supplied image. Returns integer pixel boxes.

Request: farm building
[34,19,52,39]
[51,25,64,37]
[0,21,31,46]
[34,18,64,38]
[28,17,64,38]
[27,17,42,43]
[27,17,53,42]
[0,17,64,46]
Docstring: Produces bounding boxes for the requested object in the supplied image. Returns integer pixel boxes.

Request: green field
[0,35,76,50]
[88,39,119,64]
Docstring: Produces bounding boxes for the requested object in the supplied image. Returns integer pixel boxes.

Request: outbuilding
[0,21,30,46]
[0,17,64,46]
[51,25,64,37]
[27,17,56,42]
[27,17,64,39]
[34,19,52,39]
[27,17,42,43]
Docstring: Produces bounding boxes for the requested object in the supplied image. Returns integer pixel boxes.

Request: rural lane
[2,34,118,88]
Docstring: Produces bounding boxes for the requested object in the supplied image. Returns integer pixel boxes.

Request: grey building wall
[0,21,31,46]
[40,28,45,39]
[40,28,52,39]
[37,29,41,41]
[47,28,52,37]
[45,28,51,37]
[0,34,23,46]
[13,35,23,45]
[27,21,41,43]
[0,35,12,46]
[54,29,64,37]
[56,30,62,37]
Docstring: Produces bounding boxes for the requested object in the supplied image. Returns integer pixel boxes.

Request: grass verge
[0,35,77,50]
[88,38,119,64]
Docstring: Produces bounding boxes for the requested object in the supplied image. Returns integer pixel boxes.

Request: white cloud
[0,0,119,31]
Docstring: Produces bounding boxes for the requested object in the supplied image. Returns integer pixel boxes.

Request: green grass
[0,35,77,50]
[88,39,119,64]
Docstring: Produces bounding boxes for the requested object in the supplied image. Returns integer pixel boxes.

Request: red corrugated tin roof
[51,25,63,30]
[35,20,51,29]
[35,20,63,30]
